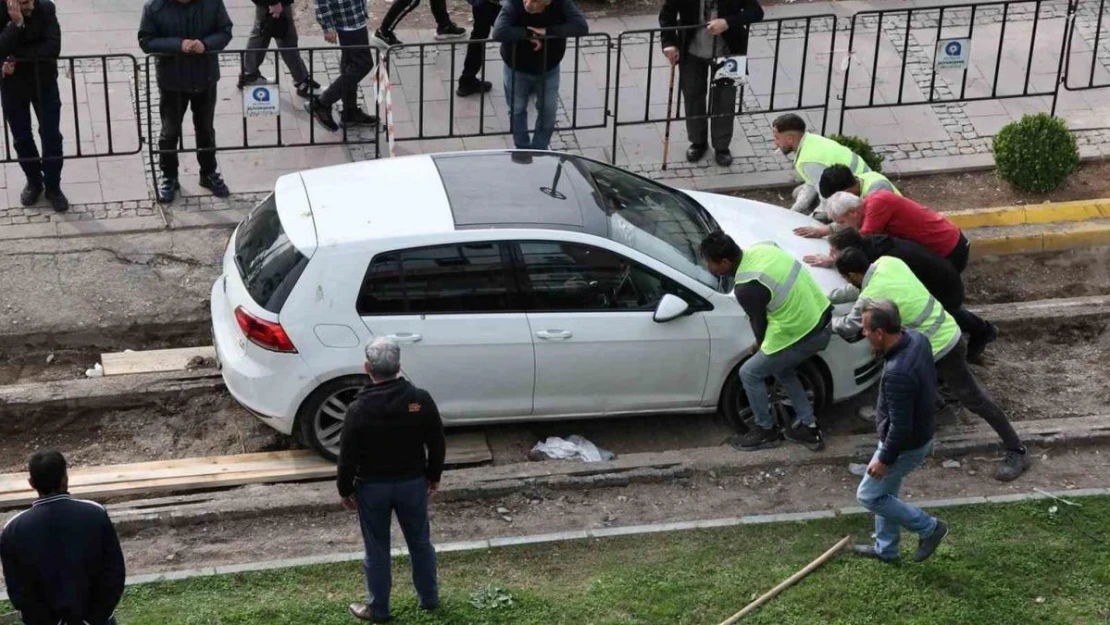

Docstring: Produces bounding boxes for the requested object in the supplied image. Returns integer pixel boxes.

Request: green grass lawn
[4,497,1109,625]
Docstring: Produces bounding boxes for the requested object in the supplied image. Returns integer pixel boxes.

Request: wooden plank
[445,431,492,465]
[101,346,217,376]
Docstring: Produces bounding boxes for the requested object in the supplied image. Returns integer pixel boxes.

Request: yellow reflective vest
[735,242,831,355]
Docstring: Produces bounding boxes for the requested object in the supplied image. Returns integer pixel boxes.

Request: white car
[211,150,880,460]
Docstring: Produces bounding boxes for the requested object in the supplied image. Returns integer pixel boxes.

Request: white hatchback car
[212,150,880,460]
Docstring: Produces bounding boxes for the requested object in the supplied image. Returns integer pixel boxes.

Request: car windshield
[579,159,719,289]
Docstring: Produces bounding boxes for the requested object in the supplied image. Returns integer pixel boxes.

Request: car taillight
[234,306,297,353]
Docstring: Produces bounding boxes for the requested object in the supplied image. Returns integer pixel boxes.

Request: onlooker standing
[138,0,233,204]
[492,0,588,151]
[455,0,501,97]
[338,338,446,623]
[1,450,126,625]
[370,0,465,49]
[659,0,763,167]
[853,299,949,563]
[238,0,321,99]
[307,0,379,133]
[0,0,67,212]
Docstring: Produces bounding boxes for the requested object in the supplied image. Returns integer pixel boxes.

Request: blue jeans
[503,67,560,150]
[1,81,64,189]
[856,440,938,560]
[739,323,831,429]
[356,477,439,620]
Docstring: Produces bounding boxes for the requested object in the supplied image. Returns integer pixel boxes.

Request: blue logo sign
[252,87,271,102]
[945,41,962,57]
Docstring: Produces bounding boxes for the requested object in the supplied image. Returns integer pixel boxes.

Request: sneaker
[967,322,999,363]
[729,426,782,452]
[199,172,230,198]
[371,29,402,50]
[237,72,267,89]
[305,97,339,132]
[785,421,825,451]
[44,187,69,212]
[457,79,493,97]
[20,181,43,206]
[348,603,390,623]
[995,448,1030,482]
[435,22,467,39]
[852,544,899,563]
[913,520,949,562]
[295,78,321,99]
[157,177,179,204]
[856,405,877,423]
[341,107,379,128]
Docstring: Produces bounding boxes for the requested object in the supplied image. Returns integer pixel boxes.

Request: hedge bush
[830,134,884,174]
[992,113,1079,193]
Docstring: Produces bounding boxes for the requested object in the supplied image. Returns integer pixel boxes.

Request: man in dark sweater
[1,450,125,625]
[338,337,446,624]
[854,299,949,563]
[0,0,68,211]
[492,0,588,150]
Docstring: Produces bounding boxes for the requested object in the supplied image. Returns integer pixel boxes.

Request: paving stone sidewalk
[1,0,1108,239]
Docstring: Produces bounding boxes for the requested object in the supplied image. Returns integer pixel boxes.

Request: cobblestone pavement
[1,0,1108,236]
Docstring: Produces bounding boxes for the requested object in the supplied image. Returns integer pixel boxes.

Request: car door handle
[535,330,572,340]
[385,333,423,343]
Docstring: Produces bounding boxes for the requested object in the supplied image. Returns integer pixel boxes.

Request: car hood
[683,189,847,294]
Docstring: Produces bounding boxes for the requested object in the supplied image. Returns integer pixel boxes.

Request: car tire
[296,375,367,462]
[719,359,828,434]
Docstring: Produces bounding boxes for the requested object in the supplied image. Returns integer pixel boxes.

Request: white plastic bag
[531,435,614,463]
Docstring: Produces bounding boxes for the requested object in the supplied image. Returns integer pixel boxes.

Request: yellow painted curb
[970,222,1110,256]
[948,198,1110,229]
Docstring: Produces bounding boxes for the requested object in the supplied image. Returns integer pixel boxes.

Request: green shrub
[992,113,1079,193]
[830,134,884,174]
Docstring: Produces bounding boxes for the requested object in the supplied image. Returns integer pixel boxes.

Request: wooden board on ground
[446,431,492,465]
[101,346,216,376]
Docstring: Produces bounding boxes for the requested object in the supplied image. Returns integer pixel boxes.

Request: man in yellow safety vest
[771,113,870,221]
[699,231,833,452]
[831,249,1030,482]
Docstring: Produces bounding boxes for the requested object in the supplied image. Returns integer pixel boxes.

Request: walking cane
[661,60,677,171]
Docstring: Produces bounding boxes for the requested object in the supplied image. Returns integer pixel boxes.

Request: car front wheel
[719,359,828,434]
[296,375,367,462]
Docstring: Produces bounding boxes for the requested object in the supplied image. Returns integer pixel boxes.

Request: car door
[517,240,712,416]
[358,241,535,422]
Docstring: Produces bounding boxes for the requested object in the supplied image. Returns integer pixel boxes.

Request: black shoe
[729,426,782,452]
[341,107,379,128]
[305,97,339,132]
[995,448,1030,482]
[715,149,733,167]
[199,172,230,198]
[20,181,43,206]
[44,187,69,212]
[157,177,179,204]
[237,72,267,89]
[435,22,467,39]
[852,544,899,563]
[457,79,493,97]
[686,144,707,162]
[348,603,390,623]
[370,29,402,50]
[914,520,949,562]
[295,78,321,99]
[785,422,825,451]
[967,322,999,363]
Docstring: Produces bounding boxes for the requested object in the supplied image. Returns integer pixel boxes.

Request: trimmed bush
[830,134,884,174]
[992,113,1079,193]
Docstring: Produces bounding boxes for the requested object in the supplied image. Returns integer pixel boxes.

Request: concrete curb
[971,221,1110,256]
[947,198,1110,230]
[3,487,1102,601]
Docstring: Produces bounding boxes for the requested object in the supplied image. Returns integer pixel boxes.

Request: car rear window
[234,194,309,314]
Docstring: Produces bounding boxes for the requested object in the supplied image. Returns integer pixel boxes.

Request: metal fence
[1066,0,1110,89]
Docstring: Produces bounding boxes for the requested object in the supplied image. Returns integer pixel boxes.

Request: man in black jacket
[338,338,446,623]
[853,299,949,564]
[238,0,320,98]
[492,0,588,150]
[138,0,233,204]
[659,0,762,166]
[0,0,67,211]
[1,450,125,625]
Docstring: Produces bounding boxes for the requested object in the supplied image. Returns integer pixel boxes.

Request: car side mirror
[653,293,690,323]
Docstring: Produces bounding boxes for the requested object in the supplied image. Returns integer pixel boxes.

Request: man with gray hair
[337,337,446,623]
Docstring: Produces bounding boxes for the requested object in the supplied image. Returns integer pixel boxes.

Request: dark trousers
[1,81,64,189]
[243,3,309,84]
[946,232,992,342]
[356,477,439,621]
[320,28,374,111]
[158,86,218,178]
[936,340,1023,452]
[946,232,971,273]
[460,0,501,83]
[679,55,736,151]
[379,0,451,33]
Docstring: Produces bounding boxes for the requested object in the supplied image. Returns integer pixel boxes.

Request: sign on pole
[935,37,971,71]
[243,85,279,117]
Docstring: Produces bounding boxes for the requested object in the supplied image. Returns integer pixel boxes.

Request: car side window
[357,243,516,315]
[518,241,671,312]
